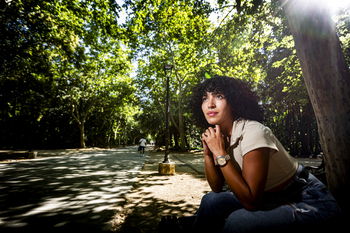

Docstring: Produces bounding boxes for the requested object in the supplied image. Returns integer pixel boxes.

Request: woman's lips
[207,111,218,116]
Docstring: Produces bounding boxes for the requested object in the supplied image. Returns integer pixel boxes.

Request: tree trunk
[169,49,187,152]
[71,98,95,149]
[300,104,308,156]
[315,127,320,155]
[123,126,127,145]
[173,130,180,149]
[178,81,186,152]
[305,103,313,155]
[281,0,350,214]
[79,123,85,148]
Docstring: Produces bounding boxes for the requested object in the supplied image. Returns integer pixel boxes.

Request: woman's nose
[207,99,215,109]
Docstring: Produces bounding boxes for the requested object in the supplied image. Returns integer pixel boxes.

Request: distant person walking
[139,137,147,157]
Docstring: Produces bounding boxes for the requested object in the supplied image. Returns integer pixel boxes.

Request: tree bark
[280,0,350,213]
[167,48,187,152]
[178,80,186,152]
[79,123,85,148]
[71,98,96,148]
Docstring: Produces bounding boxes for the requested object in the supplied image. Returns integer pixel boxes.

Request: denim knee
[197,192,222,217]
[200,191,217,205]
[192,191,244,233]
[197,191,244,218]
[222,206,294,233]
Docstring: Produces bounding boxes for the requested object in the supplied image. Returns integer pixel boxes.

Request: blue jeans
[191,165,341,233]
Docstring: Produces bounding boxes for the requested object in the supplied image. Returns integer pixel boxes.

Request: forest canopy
[1,0,349,157]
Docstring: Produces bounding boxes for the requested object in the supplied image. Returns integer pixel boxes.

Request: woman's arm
[202,138,225,192]
[220,148,269,210]
[203,125,270,210]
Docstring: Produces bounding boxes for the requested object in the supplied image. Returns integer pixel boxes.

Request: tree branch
[71,99,81,124]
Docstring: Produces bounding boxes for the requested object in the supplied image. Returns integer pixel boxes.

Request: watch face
[217,157,226,166]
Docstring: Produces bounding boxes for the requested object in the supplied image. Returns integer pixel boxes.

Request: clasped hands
[202,125,229,162]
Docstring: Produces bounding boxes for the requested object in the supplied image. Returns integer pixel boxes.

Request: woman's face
[201,92,234,128]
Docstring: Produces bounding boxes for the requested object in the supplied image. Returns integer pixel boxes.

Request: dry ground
[110,151,211,233]
[1,148,324,232]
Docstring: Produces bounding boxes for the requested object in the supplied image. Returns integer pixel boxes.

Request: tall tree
[124,0,213,151]
[279,0,350,214]
[0,0,84,148]
[212,0,350,213]
[56,46,133,148]
[0,0,132,149]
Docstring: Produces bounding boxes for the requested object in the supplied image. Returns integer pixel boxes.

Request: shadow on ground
[111,152,327,233]
[0,148,145,232]
[111,152,210,233]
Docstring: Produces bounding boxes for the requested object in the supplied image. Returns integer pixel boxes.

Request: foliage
[334,5,350,67]
[0,0,135,149]
[206,0,323,156]
[1,0,349,155]
[124,0,214,150]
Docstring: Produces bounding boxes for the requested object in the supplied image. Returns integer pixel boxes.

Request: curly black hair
[189,76,263,128]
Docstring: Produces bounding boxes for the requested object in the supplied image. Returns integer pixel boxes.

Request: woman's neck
[219,121,233,141]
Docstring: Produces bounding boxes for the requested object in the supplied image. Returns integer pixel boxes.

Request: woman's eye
[217,94,224,99]
[202,97,208,102]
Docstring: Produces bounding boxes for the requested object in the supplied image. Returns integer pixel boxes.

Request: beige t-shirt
[228,119,298,191]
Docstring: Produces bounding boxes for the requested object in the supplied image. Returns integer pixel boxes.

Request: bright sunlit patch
[20,197,69,216]
[322,0,350,12]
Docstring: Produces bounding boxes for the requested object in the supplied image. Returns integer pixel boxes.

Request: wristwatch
[215,154,231,166]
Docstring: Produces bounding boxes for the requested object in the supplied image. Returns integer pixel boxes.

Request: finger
[214,125,225,137]
[202,136,209,148]
[207,127,215,134]
[202,137,207,145]
[202,140,212,156]
[215,125,221,135]
[203,129,209,136]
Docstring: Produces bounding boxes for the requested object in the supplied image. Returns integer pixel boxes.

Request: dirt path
[1,148,323,232]
[111,151,211,233]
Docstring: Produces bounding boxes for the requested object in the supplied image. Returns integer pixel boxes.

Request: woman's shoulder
[237,120,279,155]
[243,120,274,137]
[234,119,269,131]
[232,119,275,143]
[231,119,269,145]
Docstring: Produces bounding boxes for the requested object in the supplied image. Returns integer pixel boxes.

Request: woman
[189,76,341,233]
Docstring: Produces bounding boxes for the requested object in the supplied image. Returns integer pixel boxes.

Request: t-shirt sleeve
[240,122,279,156]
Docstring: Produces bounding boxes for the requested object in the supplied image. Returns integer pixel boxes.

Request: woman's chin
[206,120,218,126]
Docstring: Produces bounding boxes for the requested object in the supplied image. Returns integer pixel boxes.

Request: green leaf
[205,72,211,79]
